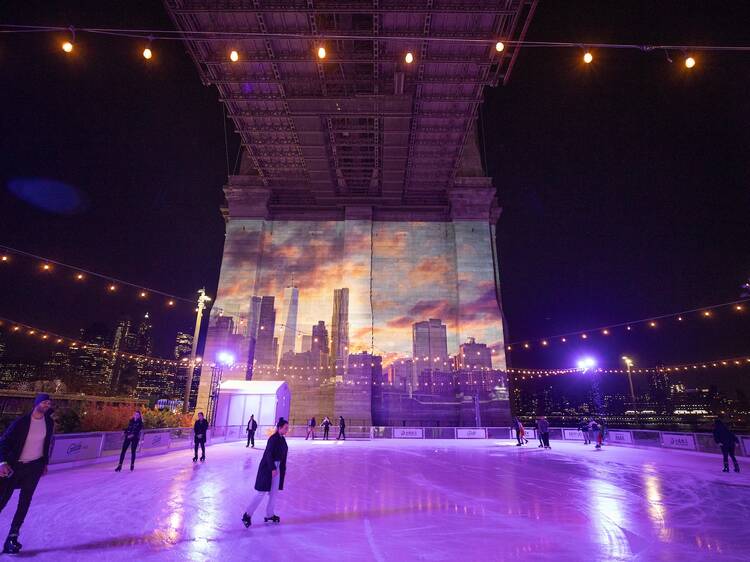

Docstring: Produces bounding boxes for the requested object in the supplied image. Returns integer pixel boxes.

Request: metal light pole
[184,288,211,413]
[622,356,635,403]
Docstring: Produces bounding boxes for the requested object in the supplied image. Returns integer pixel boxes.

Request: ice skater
[305,416,317,440]
[579,418,590,444]
[337,416,346,440]
[595,420,605,449]
[538,416,551,449]
[512,417,527,446]
[713,416,740,473]
[242,417,289,527]
[0,393,54,554]
[321,416,332,440]
[535,417,544,448]
[587,419,599,447]
[193,412,208,462]
[115,410,143,472]
[246,415,257,448]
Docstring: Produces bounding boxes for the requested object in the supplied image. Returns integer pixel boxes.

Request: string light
[1,256,8,262]
[108,284,117,292]
[62,41,73,53]
[230,49,239,62]
[143,47,153,60]
[75,273,84,280]
[685,56,696,69]
[405,52,414,64]
[583,51,593,64]
[317,46,326,59]
[495,41,505,52]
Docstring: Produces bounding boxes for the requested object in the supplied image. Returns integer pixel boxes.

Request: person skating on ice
[321,416,332,440]
[579,418,590,444]
[337,416,346,440]
[535,416,544,448]
[595,419,605,449]
[305,416,317,440]
[713,415,740,473]
[193,412,208,462]
[115,411,143,472]
[512,417,526,446]
[0,393,54,555]
[242,417,289,527]
[587,419,598,447]
[246,415,258,448]
[538,416,551,449]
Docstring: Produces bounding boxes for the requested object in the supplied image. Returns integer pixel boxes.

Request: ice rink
[1,437,748,561]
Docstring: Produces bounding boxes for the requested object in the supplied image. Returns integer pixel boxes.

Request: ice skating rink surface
[2,438,749,561]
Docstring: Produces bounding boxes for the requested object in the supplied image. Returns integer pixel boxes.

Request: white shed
[213,380,291,429]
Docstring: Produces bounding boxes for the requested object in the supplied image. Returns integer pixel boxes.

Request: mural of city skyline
[198,219,510,426]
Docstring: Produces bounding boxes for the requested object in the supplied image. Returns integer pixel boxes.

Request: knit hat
[34,393,51,406]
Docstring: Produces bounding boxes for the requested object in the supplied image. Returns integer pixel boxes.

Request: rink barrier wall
[45,425,749,471]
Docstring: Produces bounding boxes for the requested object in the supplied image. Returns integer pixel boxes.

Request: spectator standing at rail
[713,415,740,473]
[193,412,208,462]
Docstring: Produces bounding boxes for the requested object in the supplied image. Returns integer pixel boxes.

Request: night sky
[1,1,749,383]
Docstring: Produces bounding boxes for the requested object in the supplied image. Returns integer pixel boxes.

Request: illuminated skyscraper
[330,288,349,371]
[254,296,277,366]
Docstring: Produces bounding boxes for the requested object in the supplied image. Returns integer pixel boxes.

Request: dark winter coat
[124,418,143,440]
[247,418,258,433]
[339,417,346,429]
[322,420,332,429]
[194,419,209,442]
[254,432,288,492]
[308,417,316,428]
[537,419,549,433]
[0,412,54,467]
[512,419,520,430]
[713,420,739,448]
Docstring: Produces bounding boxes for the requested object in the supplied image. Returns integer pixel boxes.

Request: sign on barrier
[457,428,486,439]
[393,428,424,439]
[523,429,536,439]
[141,431,171,450]
[563,429,585,440]
[608,430,633,444]
[49,435,102,464]
[661,432,696,450]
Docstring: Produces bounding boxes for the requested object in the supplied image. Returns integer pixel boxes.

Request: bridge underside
[165,1,535,423]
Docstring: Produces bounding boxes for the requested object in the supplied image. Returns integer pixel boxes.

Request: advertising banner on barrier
[523,429,536,439]
[607,430,633,445]
[393,428,424,439]
[141,431,171,450]
[661,432,696,450]
[456,428,486,439]
[563,429,585,440]
[49,435,102,464]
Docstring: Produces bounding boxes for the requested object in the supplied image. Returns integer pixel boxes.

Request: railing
[45,424,750,470]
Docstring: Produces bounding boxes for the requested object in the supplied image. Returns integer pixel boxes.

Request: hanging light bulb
[62,41,74,53]
[143,47,153,60]
[495,41,505,52]
[583,51,593,64]
[230,50,239,62]
[405,51,414,64]
[317,46,326,59]
[685,56,696,69]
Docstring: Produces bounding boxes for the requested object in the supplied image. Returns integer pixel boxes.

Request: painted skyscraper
[278,286,300,365]
[169,2,535,426]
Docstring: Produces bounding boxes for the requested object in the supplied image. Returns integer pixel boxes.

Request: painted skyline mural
[197,218,510,426]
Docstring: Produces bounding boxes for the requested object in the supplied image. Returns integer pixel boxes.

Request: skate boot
[115,465,122,472]
[200,456,205,462]
[2,535,22,554]
[130,464,135,472]
[241,513,252,528]
[723,464,730,472]
[734,465,741,473]
[193,456,198,462]
[264,515,280,524]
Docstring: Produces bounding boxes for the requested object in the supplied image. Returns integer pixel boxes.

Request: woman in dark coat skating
[115,411,143,472]
[713,416,740,473]
[242,418,289,527]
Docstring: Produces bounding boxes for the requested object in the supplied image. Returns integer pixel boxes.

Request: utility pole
[184,288,211,413]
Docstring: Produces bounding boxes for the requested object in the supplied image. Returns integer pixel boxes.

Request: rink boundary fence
[45,425,750,471]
